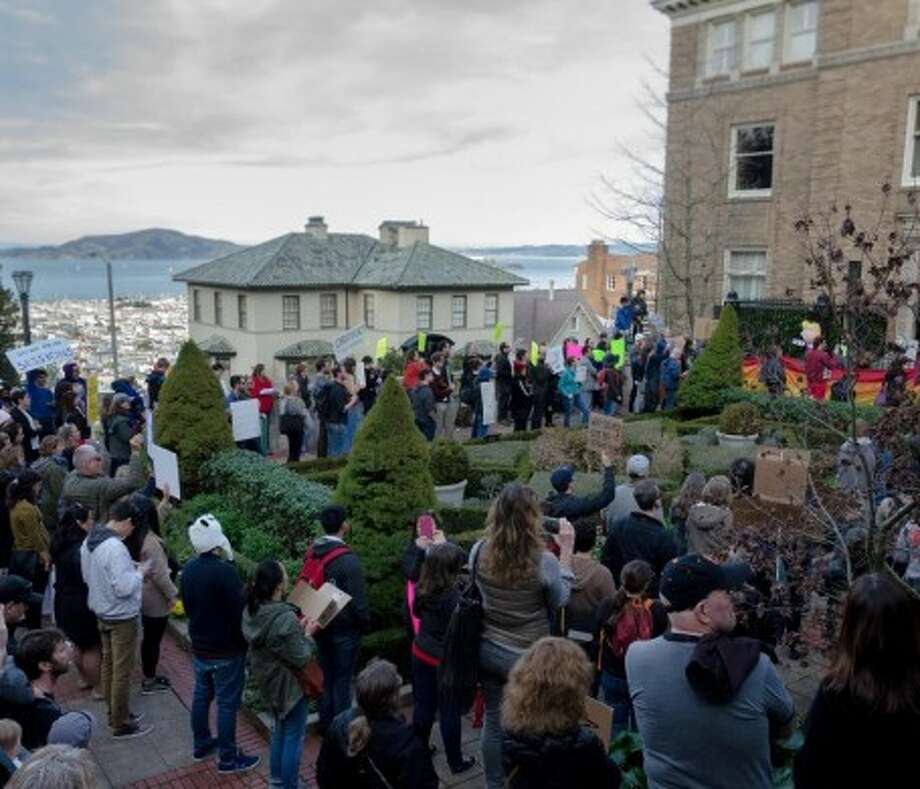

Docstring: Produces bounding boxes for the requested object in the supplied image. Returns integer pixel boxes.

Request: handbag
[279,401,303,435]
[292,659,324,699]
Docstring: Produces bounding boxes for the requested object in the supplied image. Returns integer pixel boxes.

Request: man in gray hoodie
[80,496,152,739]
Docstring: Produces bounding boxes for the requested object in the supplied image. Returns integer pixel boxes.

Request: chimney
[548,280,555,301]
[305,216,328,240]
[379,220,429,248]
[588,239,607,266]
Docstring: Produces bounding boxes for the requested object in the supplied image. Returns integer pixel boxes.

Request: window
[730,124,775,197]
[282,295,301,331]
[606,274,616,292]
[570,313,579,331]
[363,294,375,328]
[213,292,223,326]
[725,250,768,300]
[785,1,818,63]
[903,97,920,186]
[745,9,775,70]
[451,295,467,329]
[192,289,201,322]
[484,293,499,327]
[319,293,337,329]
[416,296,433,330]
[237,294,247,329]
[707,18,736,76]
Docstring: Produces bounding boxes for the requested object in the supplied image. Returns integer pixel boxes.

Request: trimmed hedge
[436,505,489,535]
[286,457,348,473]
[463,429,544,446]
[717,387,881,432]
[466,465,520,499]
[678,304,743,415]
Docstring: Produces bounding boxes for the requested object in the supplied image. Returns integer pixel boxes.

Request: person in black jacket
[601,480,677,597]
[316,659,439,789]
[542,453,616,525]
[502,637,621,789]
[301,506,371,733]
[528,355,549,430]
[494,344,512,423]
[510,357,533,432]
[411,542,476,775]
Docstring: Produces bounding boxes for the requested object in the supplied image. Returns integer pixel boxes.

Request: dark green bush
[717,387,881,432]
[463,429,543,446]
[678,305,743,416]
[299,468,342,487]
[436,505,489,535]
[155,340,235,495]
[430,439,472,486]
[450,529,486,553]
[286,456,348,473]
[466,465,519,498]
[348,528,410,626]
[358,627,410,675]
[718,402,761,436]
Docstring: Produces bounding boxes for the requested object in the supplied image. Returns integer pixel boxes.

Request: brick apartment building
[652,0,920,340]
[574,240,658,321]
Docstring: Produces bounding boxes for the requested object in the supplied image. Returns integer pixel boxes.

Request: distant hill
[0,228,243,260]
[455,243,655,258]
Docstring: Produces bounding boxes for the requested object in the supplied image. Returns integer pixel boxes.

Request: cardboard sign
[481,380,497,426]
[230,399,261,442]
[588,413,625,457]
[753,448,810,506]
[288,580,352,629]
[5,338,75,375]
[546,346,565,374]
[148,443,182,500]
[583,697,614,751]
[333,324,367,361]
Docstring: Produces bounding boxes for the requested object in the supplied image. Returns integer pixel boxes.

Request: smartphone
[417,514,436,540]
[542,517,561,535]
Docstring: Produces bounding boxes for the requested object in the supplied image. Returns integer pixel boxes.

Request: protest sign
[611,337,626,368]
[753,448,810,506]
[375,337,388,360]
[492,323,505,343]
[230,399,261,442]
[565,341,582,360]
[148,443,182,500]
[418,331,427,352]
[481,380,497,426]
[546,346,565,374]
[355,360,366,389]
[288,580,352,629]
[575,365,587,383]
[588,413,625,457]
[530,341,539,366]
[333,324,367,361]
[145,410,155,444]
[87,375,99,425]
[5,338,75,375]
[583,697,614,751]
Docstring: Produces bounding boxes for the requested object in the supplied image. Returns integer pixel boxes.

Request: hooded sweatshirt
[502,727,622,789]
[26,371,54,422]
[79,523,141,621]
[564,554,615,636]
[685,503,736,560]
[241,600,314,720]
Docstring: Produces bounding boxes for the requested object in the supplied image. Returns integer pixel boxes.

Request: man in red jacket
[804,337,837,400]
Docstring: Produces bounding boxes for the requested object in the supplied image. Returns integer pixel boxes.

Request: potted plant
[716,402,761,449]
[430,439,471,508]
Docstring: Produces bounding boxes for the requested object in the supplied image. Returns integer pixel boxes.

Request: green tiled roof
[196,334,237,356]
[275,339,335,359]
[174,232,528,290]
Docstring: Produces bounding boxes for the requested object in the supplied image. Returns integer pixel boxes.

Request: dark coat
[503,727,621,789]
[180,553,247,659]
[601,511,678,597]
[543,466,617,523]
[303,538,371,639]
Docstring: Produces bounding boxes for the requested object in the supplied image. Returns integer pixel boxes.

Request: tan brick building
[574,241,658,321]
[652,0,920,340]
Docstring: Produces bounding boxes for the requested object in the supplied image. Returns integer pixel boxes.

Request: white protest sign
[546,346,565,374]
[5,338,75,375]
[148,443,181,500]
[481,380,497,426]
[355,360,366,389]
[334,324,367,361]
[145,410,154,444]
[230,399,261,442]
[575,365,587,383]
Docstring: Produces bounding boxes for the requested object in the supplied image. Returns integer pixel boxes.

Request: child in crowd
[0,719,28,787]
[685,475,736,561]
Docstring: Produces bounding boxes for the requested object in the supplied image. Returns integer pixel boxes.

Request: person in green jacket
[61,435,146,524]
[241,560,318,789]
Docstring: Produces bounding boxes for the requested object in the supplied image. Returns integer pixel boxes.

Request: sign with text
[546,346,565,374]
[588,413,624,458]
[753,448,810,506]
[5,338,75,375]
[289,579,352,629]
[333,324,367,361]
[148,442,182,500]
[481,380,497,426]
[230,399,261,442]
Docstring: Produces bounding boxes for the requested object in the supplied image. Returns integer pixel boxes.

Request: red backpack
[607,598,654,659]
[300,544,351,589]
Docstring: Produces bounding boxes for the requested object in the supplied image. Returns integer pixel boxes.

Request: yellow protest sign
[417,332,427,352]
[492,323,505,343]
[530,341,539,366]
[87,374,99,425]
[375,337,388,360]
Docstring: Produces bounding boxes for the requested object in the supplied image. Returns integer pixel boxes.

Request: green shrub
[686,444,757,476]
[718,402,762,436]
[463,429,543,446]
[240,528,287,563]
[161,492,256,552]
[717,387,880,431]
[286,456,348,474]
[379,348,405,378]
[466,465,519,498]
[678,304,743,415]
[154,340,235,495]
[201,449,332,555]
[299,468,342,487]
[358,627,410,675]
[430,439,471,486]
[348,528,410,626]
[436,505,489,535]
[450,528,486,553]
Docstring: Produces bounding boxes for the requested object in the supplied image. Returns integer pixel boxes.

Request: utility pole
[106,259,119,378]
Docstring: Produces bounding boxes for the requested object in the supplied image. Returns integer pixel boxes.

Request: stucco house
[513,287,606,348]
[174,217,528,378]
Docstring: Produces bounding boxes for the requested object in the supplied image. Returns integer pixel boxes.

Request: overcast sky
[0,0,669,246]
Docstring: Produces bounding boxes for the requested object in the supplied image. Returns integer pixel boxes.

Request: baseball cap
[626,454,650,478]
[550,464,576,493]
[659,555,750,612]
[0,575,43,608]
[48,711,96,748]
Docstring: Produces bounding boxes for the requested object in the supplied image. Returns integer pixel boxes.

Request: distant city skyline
[0,0,668,247]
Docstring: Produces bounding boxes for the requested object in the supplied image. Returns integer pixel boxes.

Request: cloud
[0,1,54,24]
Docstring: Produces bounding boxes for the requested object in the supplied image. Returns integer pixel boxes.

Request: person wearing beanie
[542,452,616,525]
[47,710,95,749]
[298,505,370,733]
[604,454,650,534]
[180,514,259,775]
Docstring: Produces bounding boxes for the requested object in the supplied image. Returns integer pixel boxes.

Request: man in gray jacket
[62,434,146,524]
[80,497,152,739]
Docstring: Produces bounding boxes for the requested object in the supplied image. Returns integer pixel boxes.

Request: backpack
[300,544,352,589]
[606,598,654,659]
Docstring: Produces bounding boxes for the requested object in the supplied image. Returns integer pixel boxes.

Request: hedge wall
[717,388,880,432]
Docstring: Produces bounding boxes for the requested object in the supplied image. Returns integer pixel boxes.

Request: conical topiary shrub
[154,340,234,495]
[334,375,436,626]
[677,304,743,416]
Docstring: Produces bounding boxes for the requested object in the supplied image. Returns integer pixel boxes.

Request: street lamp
[12,270,34,345]
[88,252,120,378]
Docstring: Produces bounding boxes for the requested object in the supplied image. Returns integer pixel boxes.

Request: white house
[174,217,528,378]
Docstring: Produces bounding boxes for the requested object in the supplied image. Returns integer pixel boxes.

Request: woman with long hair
[669,471,706,555]
[411,542,476,775]
[501,637,621,788]
[279,381,307,464]
[58,385,90,440]
[241,560,317,789]
[402,349,426,391]
[50,503,101,693]
[7,469,50,628]
[472,483,575,789]
[316,659,438,789]
[795,573,920,787]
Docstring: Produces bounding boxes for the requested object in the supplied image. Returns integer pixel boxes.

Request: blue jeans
[479,640,520,789]
[603,399,622,416]
[326,422,349,458]
[663,387,678,410]
[191,654,245,765]
[600,671,635,733]
[472,411,488,439]
[412,655,463,769]
[316,632,362,728]
[270,696,308,789]
[259,414,269,455]
[563,393,590,427]
[346,402,364,449]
